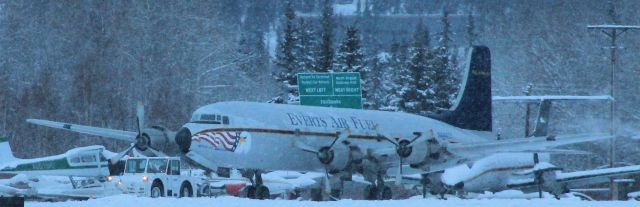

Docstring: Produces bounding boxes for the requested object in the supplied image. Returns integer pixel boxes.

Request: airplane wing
[507,165,640,191]
[26,119,137,142]
[448,133,612,159]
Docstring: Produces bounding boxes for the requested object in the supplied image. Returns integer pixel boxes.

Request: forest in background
[1,0,640,171]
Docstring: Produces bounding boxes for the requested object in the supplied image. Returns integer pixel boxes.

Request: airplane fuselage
[182,101,494,174]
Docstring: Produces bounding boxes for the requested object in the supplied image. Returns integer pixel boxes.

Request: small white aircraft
[0,139,130,199]
[401,152,640,200]
[27,46,612,200]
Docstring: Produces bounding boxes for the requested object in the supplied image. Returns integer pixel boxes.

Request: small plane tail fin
[0,136,16,164]
[429,46,492,131]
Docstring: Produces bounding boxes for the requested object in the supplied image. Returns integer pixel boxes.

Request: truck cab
[114,157,197,198]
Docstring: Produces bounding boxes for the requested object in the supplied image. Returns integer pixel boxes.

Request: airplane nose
[175,127,192,153]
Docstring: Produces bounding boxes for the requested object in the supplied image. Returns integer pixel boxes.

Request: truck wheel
[180,182,193,197]
[151,181,164,198]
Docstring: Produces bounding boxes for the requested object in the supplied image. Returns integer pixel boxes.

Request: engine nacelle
[138,126,179,154]
[407,139,447,167]
[324,146,363,172]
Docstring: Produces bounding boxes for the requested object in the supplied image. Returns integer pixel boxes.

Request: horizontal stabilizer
[492,95,612,103]
[449,133,612,158]
[497,149,591,155]
[26,119,136,142]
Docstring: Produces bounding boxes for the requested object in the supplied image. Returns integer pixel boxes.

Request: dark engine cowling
[174,127,192,153]
[323,146,363,172]
[136,126,181,155]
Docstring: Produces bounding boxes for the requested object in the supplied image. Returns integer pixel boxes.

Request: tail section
[429,46,492,131]
[0,137,16,164]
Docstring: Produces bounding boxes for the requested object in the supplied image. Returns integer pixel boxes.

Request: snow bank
[25,194,640,207]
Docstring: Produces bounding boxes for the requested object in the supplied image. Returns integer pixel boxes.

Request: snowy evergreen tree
[275,1,299,85]
[465,8,477,47]
[428,49,458,110]
[317,0,334,72]
[294,19,318,73]
[427,9,459,110]
[439,9,453,51]
[399,23,431,113]
[365,52,391,110]
[386,41,409,110]
[335,26,366,73]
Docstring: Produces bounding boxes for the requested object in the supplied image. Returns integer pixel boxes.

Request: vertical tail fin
[429,46,492,131]
[0,138,16,164]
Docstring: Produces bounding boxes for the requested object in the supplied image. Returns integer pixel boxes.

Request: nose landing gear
[242,169,270,200]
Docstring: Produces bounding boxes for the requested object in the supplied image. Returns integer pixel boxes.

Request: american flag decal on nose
[192,131,240,152]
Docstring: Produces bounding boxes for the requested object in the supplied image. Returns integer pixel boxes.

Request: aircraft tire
[256,185,270,200]
[330,189,341,201]
[310,188,323,201]
[380,186,392,200]
[179,182,193,197]
[151,181,164,198]
[364,185,378,200]
[245,185,256,199]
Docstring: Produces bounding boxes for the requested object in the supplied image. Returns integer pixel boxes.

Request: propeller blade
[146,147,167,157]
[293,140,319,153]
[323,170,331,195]
[109,143,135,164]
[329,128,351,149]
[395,161,403,185]
[409,130,437,147]
[378,133,399,146]
[136,102,145,134]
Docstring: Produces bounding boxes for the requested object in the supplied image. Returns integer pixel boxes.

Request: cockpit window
[191,113,229,124]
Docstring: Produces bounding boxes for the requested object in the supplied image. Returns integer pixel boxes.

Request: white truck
[112,157,199,198]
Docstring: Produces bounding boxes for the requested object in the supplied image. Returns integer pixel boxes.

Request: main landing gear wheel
[330,189,341,201]
[380,186,392,200]
[255,185,270,200]
[364,185,378,200]
[310,188,323,201]
[245,185,257,199]
[363,185,392,200]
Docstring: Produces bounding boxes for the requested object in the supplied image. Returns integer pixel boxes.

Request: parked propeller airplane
[26,46,612,200]
[402,152,640,200]
[0,141,128,199]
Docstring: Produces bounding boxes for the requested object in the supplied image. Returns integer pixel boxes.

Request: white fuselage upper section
[183,101,494,173]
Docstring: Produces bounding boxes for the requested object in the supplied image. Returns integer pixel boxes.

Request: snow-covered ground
[25,194,640,207]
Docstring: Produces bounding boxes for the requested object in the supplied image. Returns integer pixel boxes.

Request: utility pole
[587,24,640,200]
[523,84,533,137]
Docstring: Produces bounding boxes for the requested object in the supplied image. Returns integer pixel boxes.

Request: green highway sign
[298,72,362,109]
